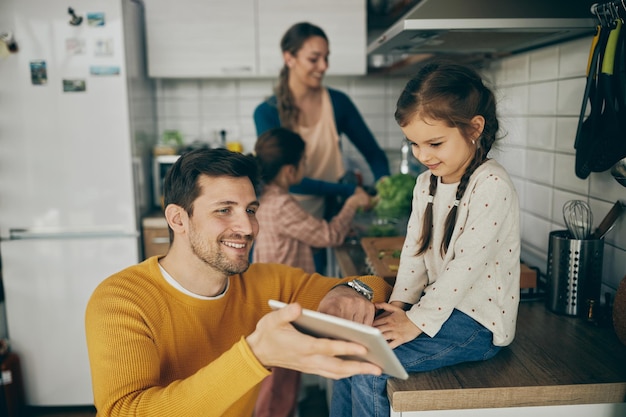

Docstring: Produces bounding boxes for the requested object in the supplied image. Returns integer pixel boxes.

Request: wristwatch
[345,279,374,301]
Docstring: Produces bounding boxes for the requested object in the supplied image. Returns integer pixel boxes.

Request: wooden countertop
[333,243,626,412]
[388,301,626,412]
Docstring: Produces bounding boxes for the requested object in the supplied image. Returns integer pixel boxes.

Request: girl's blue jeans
[329,309,502,417]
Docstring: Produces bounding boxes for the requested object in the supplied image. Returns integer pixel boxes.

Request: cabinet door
[145,0,256,77]
[143,227,170,259]
[257,0,366,76]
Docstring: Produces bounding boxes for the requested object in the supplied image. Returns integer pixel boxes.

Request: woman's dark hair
[254,127,305,185]
[395,61,500,256]
[163,148,259,240]
[275,22,328,129]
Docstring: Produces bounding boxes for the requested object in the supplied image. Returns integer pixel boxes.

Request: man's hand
[318,284,376,325]
[246,302,382,379]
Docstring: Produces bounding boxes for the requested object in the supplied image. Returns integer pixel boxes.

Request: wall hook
[68,7,83,26]
[0,32,18,53]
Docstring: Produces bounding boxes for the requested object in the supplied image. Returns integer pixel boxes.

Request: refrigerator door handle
[8,227,139,240]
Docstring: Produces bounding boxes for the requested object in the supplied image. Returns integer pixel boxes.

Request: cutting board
[360,236,405,284]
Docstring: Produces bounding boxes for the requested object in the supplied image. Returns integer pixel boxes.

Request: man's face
[186,175,259,275]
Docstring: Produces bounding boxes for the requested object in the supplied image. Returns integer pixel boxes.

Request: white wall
[153,35,625,297]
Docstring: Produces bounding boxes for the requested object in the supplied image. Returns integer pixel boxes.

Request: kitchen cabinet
[145,0,366,77]
[142,215,170,259]
[145,0,256,77]
[257,0,366,76]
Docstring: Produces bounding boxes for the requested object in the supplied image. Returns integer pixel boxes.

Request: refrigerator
[0,0,156,406]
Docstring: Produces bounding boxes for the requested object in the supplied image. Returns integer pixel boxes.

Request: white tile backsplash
[555,117,578,153]
[200,79,238,98]
[524,149,554,184]
[559,37,592,78]
[157,79,201,99]
[528,82,557,115]
[524,182,553,218]
[498,54,530,85]
[495,147,525,178]
[237,79,275,97]
[521,212,553,253]
[348,77,387,96]
[500,116,528,146]
[557,77,587,116]
[529,46,559,82]
[589,171,626,203]
[499,85,529,115]
[200,98,239,120]
[161,99,200,119]
[153,32,625,291]
[350,96,386,115]
[526,117,556,150]
[553,153,589,194]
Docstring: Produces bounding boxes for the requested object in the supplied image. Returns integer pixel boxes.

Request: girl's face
[402,116,483,184]
[284,36,329,89]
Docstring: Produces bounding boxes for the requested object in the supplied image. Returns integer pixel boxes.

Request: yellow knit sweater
[85,256,391,417]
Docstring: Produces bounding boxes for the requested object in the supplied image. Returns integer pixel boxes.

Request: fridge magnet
[66,37,86,55]
[62,79,86,92]
[67,7,83,26]
[87,12,105,27]
[94,38,113,56]
[30,60,47,85]
[90,65,120,76]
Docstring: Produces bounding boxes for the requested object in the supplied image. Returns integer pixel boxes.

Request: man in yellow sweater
[85,148,392,417]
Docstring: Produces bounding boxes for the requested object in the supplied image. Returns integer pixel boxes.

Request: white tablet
[268,299,409,380]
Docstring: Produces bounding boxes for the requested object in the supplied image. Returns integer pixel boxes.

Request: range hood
[368,0,597,69]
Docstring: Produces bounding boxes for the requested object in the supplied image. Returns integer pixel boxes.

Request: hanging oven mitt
[575,25,607,179]
[588,19,626,173]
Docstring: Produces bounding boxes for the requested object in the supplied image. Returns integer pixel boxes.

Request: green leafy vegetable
[373,173,416,220]
[366,224,397,237]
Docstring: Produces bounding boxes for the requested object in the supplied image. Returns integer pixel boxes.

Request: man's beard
[189,229,251,275]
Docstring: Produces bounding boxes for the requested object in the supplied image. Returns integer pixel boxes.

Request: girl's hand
[373,302,422,349]
[346,186,373,211]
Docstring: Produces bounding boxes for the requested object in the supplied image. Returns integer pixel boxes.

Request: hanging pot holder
[575,25,608,179]
[588,19,626,173]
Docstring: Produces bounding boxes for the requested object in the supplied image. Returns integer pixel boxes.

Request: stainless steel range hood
[368,0,597,67]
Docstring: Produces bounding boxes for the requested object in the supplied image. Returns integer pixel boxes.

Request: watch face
[354,279,373,293]
[351,280,373,300]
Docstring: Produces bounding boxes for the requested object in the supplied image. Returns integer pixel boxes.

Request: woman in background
[253,21,390,221]
[253,127,372,417]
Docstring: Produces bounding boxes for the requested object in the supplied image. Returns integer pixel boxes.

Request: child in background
[330,62,521,417]
[253,127,372,417]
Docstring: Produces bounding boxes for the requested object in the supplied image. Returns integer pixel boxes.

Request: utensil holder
[546,230,604,317]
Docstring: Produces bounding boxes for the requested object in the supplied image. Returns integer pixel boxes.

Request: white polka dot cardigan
[391,159,521,346]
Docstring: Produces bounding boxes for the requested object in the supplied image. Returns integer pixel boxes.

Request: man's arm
[317,284,378,325]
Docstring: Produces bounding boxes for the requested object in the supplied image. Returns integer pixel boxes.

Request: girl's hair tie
[427,195,434,204]
[453,200,460,207]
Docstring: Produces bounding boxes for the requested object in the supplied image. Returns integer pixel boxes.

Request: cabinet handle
[221,66,253,74]
[151,237,170,244]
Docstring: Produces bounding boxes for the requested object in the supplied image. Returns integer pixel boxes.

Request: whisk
[563,200,594,240]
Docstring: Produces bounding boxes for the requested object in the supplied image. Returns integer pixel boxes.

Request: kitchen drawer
[142,216,170,259]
